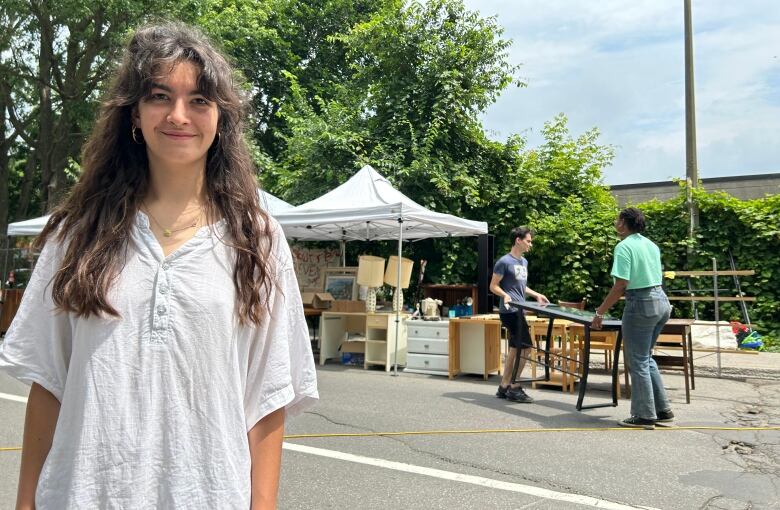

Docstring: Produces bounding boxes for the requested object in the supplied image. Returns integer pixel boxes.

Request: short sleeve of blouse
[610,242,632,281]
[242,222,318,431]
[0,238,72,401]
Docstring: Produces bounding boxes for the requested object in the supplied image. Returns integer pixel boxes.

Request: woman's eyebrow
[150,82,205,95]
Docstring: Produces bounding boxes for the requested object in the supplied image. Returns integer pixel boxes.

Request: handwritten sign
[290,243,341,290]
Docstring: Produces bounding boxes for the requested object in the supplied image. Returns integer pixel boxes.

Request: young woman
[0,23,318,509]
[591,207,673,430]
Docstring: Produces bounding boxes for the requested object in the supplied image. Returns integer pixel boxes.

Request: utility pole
[684,0,699,232]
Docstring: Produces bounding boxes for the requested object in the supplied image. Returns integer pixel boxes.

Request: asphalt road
[1,365,779,509]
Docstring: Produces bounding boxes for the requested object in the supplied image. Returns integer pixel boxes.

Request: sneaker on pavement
[655,410,675,426]
[496,385,508,399]
[506,386,534,404]
[618,416,655,430]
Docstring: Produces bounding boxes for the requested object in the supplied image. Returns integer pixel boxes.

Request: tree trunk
[35,2,55,212]
[16,152,36,221]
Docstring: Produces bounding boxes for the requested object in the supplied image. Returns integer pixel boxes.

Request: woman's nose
[167,99,189,126]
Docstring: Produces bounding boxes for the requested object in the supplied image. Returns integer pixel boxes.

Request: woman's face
[133,61,219,171]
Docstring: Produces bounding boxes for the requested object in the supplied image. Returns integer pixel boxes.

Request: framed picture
[321,266,357,290]
[324,274,358,301]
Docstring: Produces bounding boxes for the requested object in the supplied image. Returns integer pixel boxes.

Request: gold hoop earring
[131,125,143,144]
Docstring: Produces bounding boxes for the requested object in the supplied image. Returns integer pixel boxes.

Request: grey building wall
[610,173,780,206]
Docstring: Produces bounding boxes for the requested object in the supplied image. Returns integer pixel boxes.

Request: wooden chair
[528,318,576,392]
[558,300,586,310]
[567,324,617,371]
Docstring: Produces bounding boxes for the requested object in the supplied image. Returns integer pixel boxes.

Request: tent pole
[340,240,346,267]
[393,210,404,376]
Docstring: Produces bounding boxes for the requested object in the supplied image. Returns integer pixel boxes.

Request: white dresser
[404,319,449,376]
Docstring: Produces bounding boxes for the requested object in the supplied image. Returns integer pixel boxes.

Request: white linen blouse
[0,212,318,509]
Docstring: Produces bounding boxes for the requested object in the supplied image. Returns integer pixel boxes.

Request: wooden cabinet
[421,284,478,315]
[319,312,407,371]
[448,317,502,380]
[405,320,449,376]
[364,313,407,371]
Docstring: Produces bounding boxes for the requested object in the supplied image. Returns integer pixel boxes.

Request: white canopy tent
[276,165,487,242]
[274,164,488,374]
[5,189,293,237]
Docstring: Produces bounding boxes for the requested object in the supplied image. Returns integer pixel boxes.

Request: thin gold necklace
[143,205,204,238]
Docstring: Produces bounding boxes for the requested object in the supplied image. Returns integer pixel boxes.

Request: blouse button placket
[150,261,172,344]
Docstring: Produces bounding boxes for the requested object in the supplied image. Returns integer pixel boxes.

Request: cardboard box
[301,292,334,309]
[339,340,365,354]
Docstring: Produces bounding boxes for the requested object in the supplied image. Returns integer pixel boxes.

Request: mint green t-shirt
[611,233,663,290]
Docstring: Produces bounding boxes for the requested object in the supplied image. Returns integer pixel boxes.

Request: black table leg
[611,330,623,405]
[577,326,621,410]
[544,317,554,382]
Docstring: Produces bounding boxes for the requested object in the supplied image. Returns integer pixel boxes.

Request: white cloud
[462,0,780,184]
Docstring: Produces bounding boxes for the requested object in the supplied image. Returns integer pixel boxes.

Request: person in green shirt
[591,207,674,430]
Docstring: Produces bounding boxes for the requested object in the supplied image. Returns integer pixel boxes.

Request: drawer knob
[424,360,429,365]
[424,344,429,350]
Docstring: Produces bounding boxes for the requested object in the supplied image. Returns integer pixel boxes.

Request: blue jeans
[622,286,672,420]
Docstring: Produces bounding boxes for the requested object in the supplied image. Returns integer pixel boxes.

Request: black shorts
[500,310,533,349]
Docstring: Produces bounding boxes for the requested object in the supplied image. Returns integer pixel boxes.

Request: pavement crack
[301,411,378,434]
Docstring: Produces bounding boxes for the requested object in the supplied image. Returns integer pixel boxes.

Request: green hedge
[638,186,780,350]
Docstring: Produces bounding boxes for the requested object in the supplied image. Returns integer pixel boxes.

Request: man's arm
[248,406,286,510]
[524,286,549,304]
[490,273,512,310]
[17,382,60,510]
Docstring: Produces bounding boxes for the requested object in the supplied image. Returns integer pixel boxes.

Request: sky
[461,0,780,185]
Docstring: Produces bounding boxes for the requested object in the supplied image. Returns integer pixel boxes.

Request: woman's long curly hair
[37,22,274,325]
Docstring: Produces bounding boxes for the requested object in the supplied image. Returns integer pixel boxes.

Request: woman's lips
[161,131,197,140]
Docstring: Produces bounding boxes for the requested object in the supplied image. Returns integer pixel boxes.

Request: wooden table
[653,319,695,403]
[303,307,324,347]
[447,316,502,380]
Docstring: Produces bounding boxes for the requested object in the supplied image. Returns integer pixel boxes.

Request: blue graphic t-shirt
[493,253,528,313]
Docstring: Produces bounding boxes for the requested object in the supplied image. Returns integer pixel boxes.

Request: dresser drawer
[407,353,449,372]
[408,337,448,355]
[407,321,448,340]
[366,315,388,329]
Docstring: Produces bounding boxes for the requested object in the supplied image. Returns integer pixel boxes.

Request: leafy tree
[199,0,390,159]
[0,1,202,236]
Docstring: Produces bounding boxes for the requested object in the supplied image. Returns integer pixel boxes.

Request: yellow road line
[286,425,780,439]
[3,425,777,451]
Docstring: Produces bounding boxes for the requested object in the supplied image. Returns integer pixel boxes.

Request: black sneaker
[496,385,508,399]
[655,410,675,427]
[506,387,534,404]
[618,416,655,430]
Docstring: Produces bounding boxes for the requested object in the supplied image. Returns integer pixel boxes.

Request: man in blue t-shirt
[490,226,549,403]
